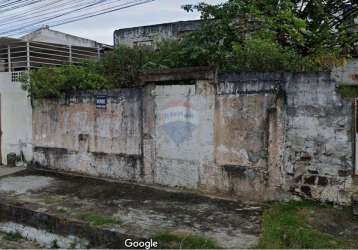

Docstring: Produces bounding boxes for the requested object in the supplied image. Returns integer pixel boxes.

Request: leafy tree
[183,0,357,71]
[21,0,358,99]
[291,0,357,55]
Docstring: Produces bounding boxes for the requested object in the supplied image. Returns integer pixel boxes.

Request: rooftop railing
[0,40,103,73]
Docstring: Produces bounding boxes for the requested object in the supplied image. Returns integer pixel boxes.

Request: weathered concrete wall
[331,58,358,85]
[217,73,353,204]
[32,71,354,204]
[152,83,215,189]
[33,90,143,180]
[283,74,353,204]
[216,74,286,200]
[0,72,33,164]
[114,20,202,47]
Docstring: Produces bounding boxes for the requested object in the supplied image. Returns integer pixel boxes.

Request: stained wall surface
[32,72,354,204]
[33,90,143,180]
[283,74,353,204]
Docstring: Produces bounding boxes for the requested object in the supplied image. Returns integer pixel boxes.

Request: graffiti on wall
[158,100,199,144]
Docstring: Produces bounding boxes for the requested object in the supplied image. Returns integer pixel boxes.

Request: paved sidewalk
[0,166,26,177]
[0,169,262,248]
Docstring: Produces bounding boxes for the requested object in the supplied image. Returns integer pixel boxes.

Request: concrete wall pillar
[267,93,286,199]
[142,84,156,184]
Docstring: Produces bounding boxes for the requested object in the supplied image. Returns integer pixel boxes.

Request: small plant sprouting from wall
[337,85,358,98]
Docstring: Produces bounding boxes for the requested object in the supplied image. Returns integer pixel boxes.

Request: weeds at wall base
[256,201,355,249]
[152,232,220,249]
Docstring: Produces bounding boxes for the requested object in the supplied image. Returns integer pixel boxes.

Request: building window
[134,40,154,47]
[11,71,25,83]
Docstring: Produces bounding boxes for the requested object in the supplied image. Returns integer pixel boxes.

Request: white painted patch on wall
[0,72,33,164]
[0,222,89,248]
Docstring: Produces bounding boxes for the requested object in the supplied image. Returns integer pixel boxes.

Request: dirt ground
[1,169,357,249]
[0,169,262,249]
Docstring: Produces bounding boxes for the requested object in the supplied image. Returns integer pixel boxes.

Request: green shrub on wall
[21,64,109,99]
[337,85,358,98]
[20,41,348,99]
[99,45,149,87]
[230,37,312,72]
[21,0,356,99]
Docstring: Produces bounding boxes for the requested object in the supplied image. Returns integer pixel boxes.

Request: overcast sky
[54,0,225,45]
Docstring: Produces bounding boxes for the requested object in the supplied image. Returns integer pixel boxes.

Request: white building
[22,26,112,49]
[0,31,109,165]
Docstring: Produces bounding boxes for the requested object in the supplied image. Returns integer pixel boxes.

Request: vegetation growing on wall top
[21,63,109,99]
[337,85,358,98]
[21,0,357,99]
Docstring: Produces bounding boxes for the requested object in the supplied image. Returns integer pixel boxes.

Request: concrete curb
[0,201,145,248]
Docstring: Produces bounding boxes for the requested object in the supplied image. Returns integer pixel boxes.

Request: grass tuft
[256,201,351,249]
[152,232,220,249]
[75,212,121,226]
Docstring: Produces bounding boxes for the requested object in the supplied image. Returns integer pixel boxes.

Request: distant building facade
[0,29,110,166]
[22,26,111,49]
[114,20,202,47]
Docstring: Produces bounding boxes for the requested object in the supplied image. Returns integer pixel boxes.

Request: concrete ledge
[0,202,144,248]
[139,66,217,83]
